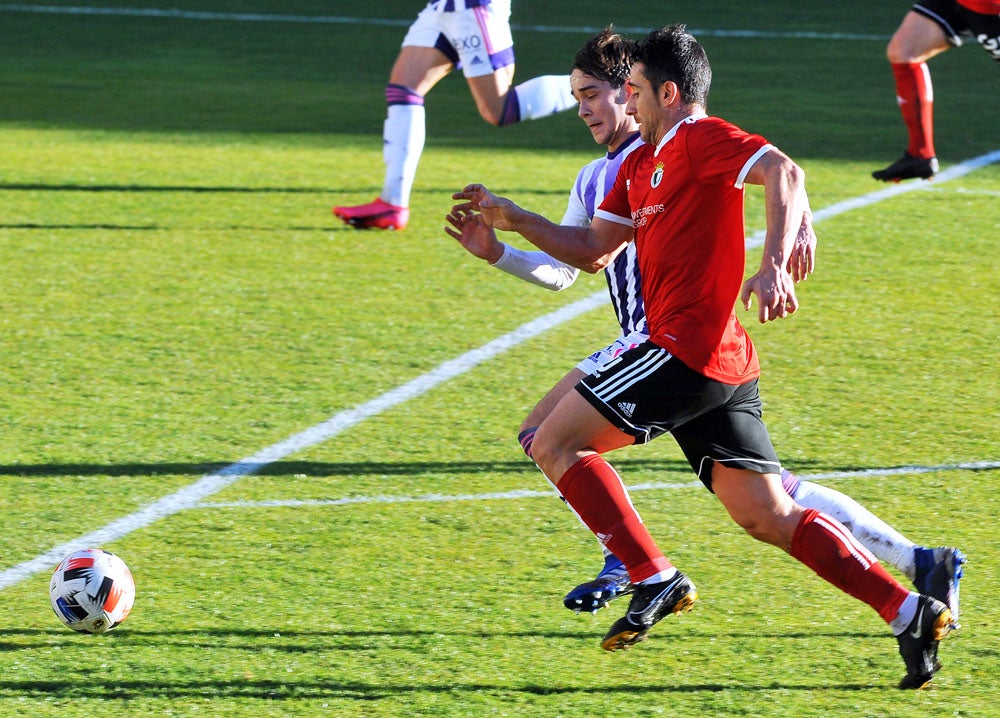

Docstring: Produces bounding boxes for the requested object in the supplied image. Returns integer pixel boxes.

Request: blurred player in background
[333,0,577,230]
[872,0,1000,182]
[447,26,965,629]
[451,24,959,688]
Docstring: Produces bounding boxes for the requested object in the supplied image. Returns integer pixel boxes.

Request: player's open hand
[787,212,817,282]
[452,184,519,231]
[740,266,798,323]
[444,207,504,264]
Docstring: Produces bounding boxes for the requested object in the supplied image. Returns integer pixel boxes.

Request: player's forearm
[758,158,806,273]
[508,211,608,273]
[492,244,580,290]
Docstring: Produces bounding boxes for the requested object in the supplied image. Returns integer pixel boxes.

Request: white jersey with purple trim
[562,131,647,338]
[489,131,648,373]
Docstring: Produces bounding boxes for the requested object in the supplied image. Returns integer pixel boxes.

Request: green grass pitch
[0,1,997,716]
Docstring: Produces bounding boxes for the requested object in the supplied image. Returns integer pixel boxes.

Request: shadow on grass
[0,458,855,479]
[0,181,570,196]
[0,626,889,697]
[0,182,335,194]
[0,457,981,480]
[0,677,884,699]
[0,223,342,233]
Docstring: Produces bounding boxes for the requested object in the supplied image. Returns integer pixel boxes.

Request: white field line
[197,461,1000,510]
[0,295,607,590]
[744,148,1000,245]
[0,4,889,40]
[0,151,997,590]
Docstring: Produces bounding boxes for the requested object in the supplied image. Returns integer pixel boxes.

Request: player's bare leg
[531,392,697,649]
[712,465,951,688]
[515,369,636,612]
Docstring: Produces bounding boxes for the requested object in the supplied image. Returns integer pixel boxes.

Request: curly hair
[572,26,637,89]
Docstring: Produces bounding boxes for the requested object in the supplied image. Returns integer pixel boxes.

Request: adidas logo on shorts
[617,401,636,418]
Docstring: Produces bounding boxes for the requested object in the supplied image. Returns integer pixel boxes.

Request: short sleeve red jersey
[595,115,772,384]
[957,0,1000,14]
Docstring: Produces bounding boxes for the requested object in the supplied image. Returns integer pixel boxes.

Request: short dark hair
[633,24,712,106]
[572,26,637,89]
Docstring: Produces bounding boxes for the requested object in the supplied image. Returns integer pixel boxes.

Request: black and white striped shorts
[575,340,782,489]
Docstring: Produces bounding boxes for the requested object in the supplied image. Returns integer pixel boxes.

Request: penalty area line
[195,460,1000,510]
[0,150,997,590]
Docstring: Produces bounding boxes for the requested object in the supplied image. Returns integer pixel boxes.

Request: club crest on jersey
[651,162,665,188]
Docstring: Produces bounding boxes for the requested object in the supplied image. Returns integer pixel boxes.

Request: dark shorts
[576,341,781,490]
[913,0,1000,60]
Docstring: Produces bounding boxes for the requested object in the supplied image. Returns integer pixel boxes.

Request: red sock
[556,455,672,582]
[891,62,935,159]
[791,509,909,623]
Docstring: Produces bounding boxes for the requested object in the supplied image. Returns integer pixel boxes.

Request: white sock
[380,103,425,207]
[793,481,918,580]
[514,75,575,120]
[637,567,677,586]
[890,592,920,635]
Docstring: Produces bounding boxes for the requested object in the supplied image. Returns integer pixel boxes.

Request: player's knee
[469,94,507,126]
[526,427,565,479]
[478,107,505,126]
[733,511,797,551]
[886,38,909,64]
[886,32,927,64]
[528,436,556,476]
[738,519,781,546]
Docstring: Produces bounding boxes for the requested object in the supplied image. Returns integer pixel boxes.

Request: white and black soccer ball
[49,548,136,634]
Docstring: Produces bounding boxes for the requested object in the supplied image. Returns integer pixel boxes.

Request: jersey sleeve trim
[735,144,774,189]
[594,209,634,227]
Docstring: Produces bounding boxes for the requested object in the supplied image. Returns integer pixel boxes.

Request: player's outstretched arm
[445,206,580,290]
[452,184,631,273]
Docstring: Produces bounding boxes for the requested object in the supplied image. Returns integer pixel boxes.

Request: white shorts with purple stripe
[402,0,515,77]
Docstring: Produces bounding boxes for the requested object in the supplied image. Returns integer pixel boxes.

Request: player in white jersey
[446,27,964,622]
[333,0,576,230]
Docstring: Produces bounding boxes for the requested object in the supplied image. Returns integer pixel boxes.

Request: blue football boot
[563,554,633,613]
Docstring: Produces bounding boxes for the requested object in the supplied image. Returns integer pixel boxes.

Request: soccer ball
[49,548,136,634]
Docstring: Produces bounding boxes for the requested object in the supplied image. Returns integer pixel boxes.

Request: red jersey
[595,115,772,384]
[957,0,1000,14]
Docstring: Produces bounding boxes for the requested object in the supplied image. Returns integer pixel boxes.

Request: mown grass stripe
[195,461,1000,511]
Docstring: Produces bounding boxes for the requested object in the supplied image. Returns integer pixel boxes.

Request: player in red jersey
[873,0,1000,181]
[448,27,963,622]
[452,24,954,689]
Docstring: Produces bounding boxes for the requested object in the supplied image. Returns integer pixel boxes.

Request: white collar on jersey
[654,112,708,156]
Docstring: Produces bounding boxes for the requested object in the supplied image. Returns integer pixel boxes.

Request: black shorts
[576,341,781,490]
[913,0,1000,61]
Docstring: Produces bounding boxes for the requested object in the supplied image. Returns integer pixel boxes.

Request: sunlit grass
[0,1,997,716]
